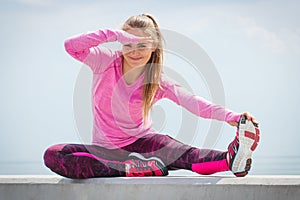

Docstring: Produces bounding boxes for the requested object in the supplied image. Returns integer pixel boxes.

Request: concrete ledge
[1,175,300,200]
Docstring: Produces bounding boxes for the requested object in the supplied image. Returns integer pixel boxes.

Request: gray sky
[1,0,299,175]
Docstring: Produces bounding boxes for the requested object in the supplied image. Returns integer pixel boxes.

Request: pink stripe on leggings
[72,152,125,165]
[191,159,229,175]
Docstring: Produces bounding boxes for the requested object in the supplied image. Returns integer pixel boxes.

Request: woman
[44,14,260,178]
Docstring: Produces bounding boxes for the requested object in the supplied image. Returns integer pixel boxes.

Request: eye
[123,44,132,48]
[137,44,147,49]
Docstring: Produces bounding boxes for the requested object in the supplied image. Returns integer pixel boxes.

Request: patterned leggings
[44,133,229,179]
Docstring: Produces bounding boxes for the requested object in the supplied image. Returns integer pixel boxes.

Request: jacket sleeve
[64,29,139,73]
[160,75,241,123]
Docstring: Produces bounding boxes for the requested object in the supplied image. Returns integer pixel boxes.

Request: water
[251,156,300,175]
[1,155,299,175]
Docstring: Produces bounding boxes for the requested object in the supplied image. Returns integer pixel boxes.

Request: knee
[43,144,65,169]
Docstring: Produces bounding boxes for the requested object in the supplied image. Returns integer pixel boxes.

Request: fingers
[137,36,154,44]
[228,112,260,128]
[242,112,259,126]
[228,121,238,127]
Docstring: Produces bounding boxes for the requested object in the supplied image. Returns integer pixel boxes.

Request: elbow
[63,38,80,59]
[63,36,89,62]
[64,39,72,54]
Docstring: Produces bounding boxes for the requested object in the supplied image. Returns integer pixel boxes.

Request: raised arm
[64,29,140,62]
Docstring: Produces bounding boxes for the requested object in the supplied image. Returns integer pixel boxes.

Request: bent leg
[43,144,128,179]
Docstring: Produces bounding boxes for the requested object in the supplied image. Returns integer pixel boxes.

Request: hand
[228,112,259,127]
[117,30,153,45]
[138,36,154,45]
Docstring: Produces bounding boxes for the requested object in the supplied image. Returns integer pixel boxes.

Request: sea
[1,155,299,176]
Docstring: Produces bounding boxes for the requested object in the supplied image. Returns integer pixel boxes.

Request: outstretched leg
[123,115,260,176]
[122,134,229,175]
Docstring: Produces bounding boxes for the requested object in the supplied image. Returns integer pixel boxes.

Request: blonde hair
[122,14,163,123]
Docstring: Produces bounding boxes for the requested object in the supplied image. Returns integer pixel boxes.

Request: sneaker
[125,152,168,177]
[228,115,260,177]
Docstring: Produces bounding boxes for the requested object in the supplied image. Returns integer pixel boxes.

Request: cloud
[158,2,300,55]
[281,28,300,54]
[178,8,299,55]
[235,15,300,55]
[234,16,288,54]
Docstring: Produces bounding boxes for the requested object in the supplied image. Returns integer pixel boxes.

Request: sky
[0,0,299,175]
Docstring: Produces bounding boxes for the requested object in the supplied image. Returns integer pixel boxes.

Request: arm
[64,29,140,71]
[160,75,241,123]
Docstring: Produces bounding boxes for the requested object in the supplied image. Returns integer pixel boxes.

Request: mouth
[128,56,143,61]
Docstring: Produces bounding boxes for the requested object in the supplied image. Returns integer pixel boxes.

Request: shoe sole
[232,116,260,176]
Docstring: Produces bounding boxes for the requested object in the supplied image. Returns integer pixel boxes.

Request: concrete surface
[0,175,299,200]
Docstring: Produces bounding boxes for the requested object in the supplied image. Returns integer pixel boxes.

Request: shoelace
[132,160,153,172]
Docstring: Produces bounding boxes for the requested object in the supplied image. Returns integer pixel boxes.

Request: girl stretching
[44,14,260,178]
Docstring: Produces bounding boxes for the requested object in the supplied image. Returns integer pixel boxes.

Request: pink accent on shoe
[125,159,165,177]
[191,159,229,175]
[245,128,260,151]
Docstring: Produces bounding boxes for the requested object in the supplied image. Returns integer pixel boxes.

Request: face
[122,28,156,69]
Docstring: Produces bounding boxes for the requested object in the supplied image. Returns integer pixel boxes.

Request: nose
[128,49,140,56]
